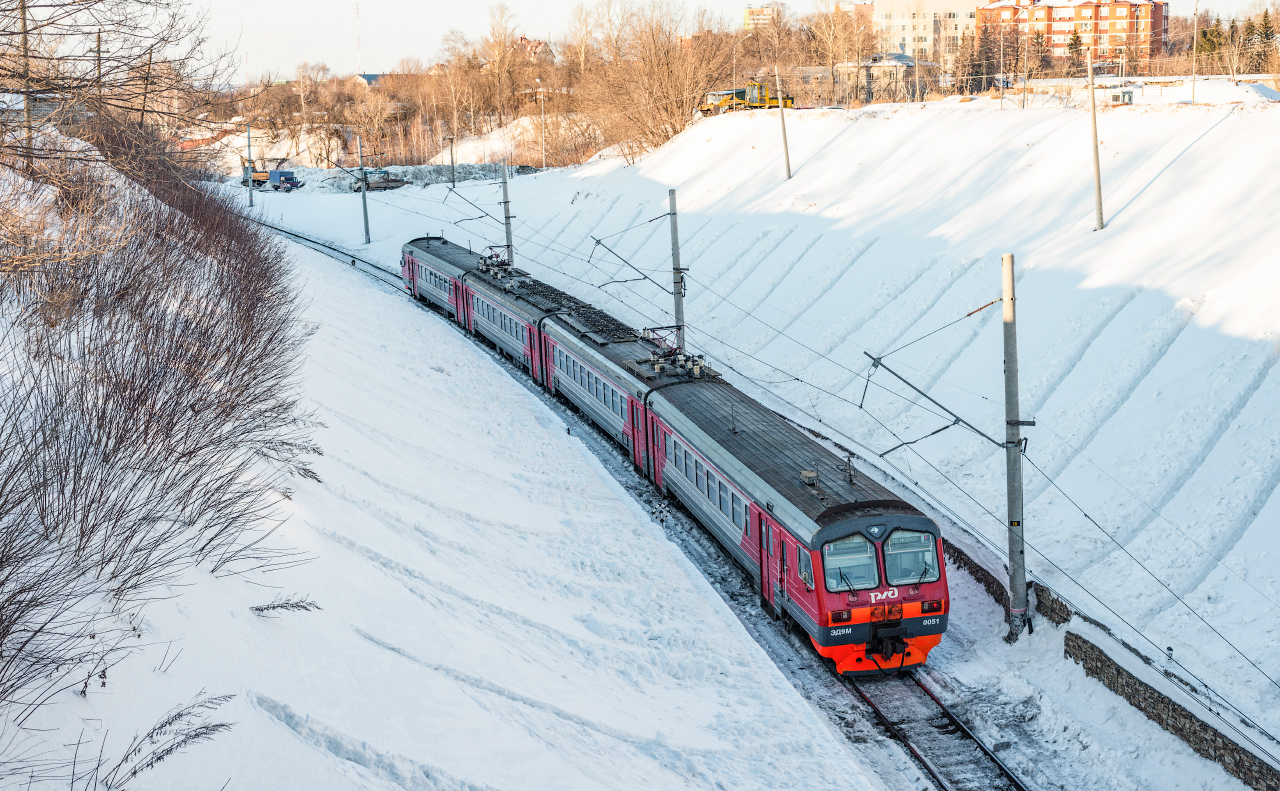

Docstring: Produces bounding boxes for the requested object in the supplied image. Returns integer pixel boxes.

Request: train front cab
[804,511,949,675]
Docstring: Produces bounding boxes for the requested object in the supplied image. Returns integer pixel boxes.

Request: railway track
[847,671,1027,791]
[260,218,1036,791]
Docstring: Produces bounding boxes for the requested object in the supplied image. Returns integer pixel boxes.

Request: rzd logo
[869,588,899,603]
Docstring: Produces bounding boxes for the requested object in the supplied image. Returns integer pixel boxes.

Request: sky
[203,0,1260,79]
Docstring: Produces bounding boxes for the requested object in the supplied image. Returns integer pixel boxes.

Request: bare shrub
[251,595,322,616]
[0,121,318,764]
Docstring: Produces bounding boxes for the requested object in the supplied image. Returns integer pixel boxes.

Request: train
[400,235,950,675]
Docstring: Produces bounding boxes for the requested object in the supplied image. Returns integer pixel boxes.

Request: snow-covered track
[847,672,1027,791]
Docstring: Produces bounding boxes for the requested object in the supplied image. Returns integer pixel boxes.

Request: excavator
[698,81,794,116]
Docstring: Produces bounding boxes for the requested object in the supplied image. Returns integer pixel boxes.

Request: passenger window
[674,442,683,469]
[732,493,743,528]
[798,550,814,589]
[665,434,673,461]
[696,460,705,491]
[719,482,730,516]
[705,472,715,500]
[685,451,693,480]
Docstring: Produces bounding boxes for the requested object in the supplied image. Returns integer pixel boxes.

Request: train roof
[654,378,919,545]
[406,236,921,544]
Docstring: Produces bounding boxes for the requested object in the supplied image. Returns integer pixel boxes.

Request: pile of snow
[428,116,543,165]
[247,99,1280,778]
[29,245,881,789]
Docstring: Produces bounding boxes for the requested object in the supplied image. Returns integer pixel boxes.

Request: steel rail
[843,676,957,791]
[910,672,1031,791]
[259,219,1034,791]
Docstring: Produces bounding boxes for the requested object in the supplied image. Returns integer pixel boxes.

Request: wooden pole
[774,65,792,180]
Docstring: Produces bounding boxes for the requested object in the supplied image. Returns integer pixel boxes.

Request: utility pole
[1087,49,1104,231]
[500,160,514,266]
[139,50,153,125]
[668,189,686,350]
[19,0,31,168]
[1022,36,1029,109]
[94,30,106,99]
[773,65,792,180]
[999,27,1006,107]
[357,135,370,244]
[1190,0,1200,106]
[446,135,456,188]
[536,78,545,168]
[246,123,254,208]
[1002,253,1031,643]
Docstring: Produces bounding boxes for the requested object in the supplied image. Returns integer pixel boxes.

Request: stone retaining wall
[1064,632,1280,791]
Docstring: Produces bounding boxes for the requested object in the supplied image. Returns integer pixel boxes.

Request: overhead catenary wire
[295,175,1280,712]
[264,214,1280,765]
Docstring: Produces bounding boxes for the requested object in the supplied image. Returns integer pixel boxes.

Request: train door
[408,259,419,298]
[627,398,645,469]
[758,511,784,616]
[448,277,460,318]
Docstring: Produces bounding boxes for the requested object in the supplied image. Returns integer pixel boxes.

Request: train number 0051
[921,618,940,626]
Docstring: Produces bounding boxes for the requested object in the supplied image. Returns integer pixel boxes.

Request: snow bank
[29,244,879,789]
[246,98,1280,769]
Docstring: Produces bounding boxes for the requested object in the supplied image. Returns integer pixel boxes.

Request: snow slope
[25,244,884,790]
[246,97,1280,762]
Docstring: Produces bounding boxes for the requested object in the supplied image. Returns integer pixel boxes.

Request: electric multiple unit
[401,235,950,674]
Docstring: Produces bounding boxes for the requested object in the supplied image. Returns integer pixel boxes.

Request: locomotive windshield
[884,530,940,586]
[823,534,878,592]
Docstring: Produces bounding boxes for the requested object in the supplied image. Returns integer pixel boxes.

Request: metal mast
[501,161,514,266]
[668,189,686,350]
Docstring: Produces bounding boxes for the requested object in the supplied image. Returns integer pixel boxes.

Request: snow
[24,244,888,789]
[243,97,1280,782]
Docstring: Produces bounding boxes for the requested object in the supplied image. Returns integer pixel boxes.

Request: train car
[399,235,950,675]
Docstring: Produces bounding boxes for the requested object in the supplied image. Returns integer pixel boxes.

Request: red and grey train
[401,235,950,674]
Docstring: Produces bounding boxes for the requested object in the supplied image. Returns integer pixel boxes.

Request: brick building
[977,0,1169,67]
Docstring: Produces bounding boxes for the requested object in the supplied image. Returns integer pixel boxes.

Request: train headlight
[871,606,886,622]
[921,600,943,614]
[887,603,902,621]
[831,609,851,624]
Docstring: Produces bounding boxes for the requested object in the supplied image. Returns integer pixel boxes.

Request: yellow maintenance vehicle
[698,81,794,116]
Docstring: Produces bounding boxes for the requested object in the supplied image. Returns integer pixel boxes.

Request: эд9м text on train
[401,235,950,675]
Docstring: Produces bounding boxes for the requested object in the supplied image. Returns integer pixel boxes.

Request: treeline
[237,0,1280,171]
[233,0,877,168]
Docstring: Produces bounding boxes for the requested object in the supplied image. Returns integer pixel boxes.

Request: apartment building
[977,0,1169,65]
[873,0,980,68]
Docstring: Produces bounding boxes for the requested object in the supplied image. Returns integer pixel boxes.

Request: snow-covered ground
[23,245,898,789]
[243,97,1280,779]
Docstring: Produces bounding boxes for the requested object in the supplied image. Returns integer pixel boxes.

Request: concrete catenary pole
[447,135,456,188]
[1190,0,1201,106]
[1086,50,1105,231]
[246,123,254,208]
[357,135,370,245]
[537,78,546,168]
[1002,253,1030,642]
[501,160,515,266]
[773,65,792,180]
[668,189,686,351]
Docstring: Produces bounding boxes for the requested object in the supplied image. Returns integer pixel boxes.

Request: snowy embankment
[28,246,880,789]
[246,95,1280,779]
